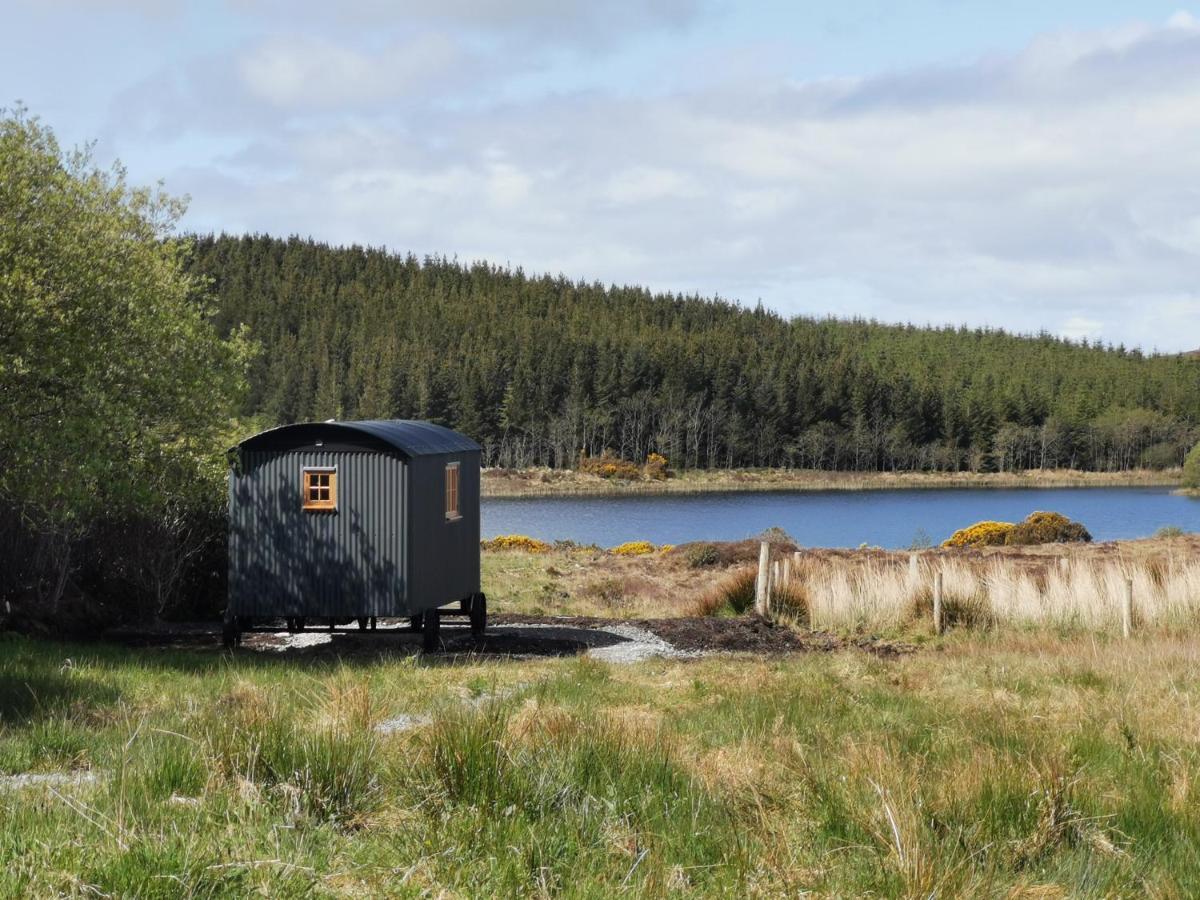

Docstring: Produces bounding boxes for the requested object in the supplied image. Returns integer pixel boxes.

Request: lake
[481,487,1200,549]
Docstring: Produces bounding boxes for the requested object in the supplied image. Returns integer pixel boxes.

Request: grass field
[4,536,1199,896]
[3,630,1200,896]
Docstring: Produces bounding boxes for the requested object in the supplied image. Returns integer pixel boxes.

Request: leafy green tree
[0,108,252,610]
[1184,442,1200,489]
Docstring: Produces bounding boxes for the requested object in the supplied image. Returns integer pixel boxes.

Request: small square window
[445,462,460,520]
[303,468,337,511]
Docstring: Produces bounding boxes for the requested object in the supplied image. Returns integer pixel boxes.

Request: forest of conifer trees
[188,234,1200,473]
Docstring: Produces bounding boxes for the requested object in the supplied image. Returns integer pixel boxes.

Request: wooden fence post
[755,541,770,617]
[909,553,919,579]
[1122,578,1133,639]
[782,557,791,587]
[933,572,944,635]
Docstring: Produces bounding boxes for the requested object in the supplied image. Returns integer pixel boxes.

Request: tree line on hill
[188,234,1200,473]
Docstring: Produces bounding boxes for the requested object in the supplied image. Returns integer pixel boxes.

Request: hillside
[187,234,1200,473]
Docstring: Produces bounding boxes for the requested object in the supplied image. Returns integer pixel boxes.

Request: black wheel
[295,617,307,631]
[286,617,297,633]
[357,617,369,631]
[409,614,424,632]
[470,592,487,636]
[222,620,241,648]
[370,617,377,631]
[422,608,441,653]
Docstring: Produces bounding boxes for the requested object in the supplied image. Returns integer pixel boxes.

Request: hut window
[445,462,460,520]
[303,467,337,511]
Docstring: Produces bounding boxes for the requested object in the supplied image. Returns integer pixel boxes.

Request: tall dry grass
[786,552,1200,632]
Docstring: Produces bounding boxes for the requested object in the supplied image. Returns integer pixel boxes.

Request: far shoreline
[482,467,1182,499]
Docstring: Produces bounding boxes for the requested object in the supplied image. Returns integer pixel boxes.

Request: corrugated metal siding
[406,451,481,607]
[228,450,408,617]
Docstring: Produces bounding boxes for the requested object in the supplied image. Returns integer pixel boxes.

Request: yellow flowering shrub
[481,534,551,553]
[610,541,658,556]
[659,544,675,554]
[942,521,1015,548]
[644,452,669,480]
[579,449,640,480]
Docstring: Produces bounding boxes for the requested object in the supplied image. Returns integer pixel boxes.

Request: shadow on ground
[105,615,916,663]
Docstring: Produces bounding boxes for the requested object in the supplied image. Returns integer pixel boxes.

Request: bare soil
[106,615,914,661]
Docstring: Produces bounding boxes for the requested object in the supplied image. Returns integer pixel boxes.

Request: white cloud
[115,10,1200,351]
[236,33,471,109]
[1059,315,1104,342]
[228,0,704,49]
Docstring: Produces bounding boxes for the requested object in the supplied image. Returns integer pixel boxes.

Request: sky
[6,1,1200,352]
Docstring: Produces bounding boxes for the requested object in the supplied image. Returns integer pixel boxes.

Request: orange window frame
[302,467,337,511]
[445,462,460,520]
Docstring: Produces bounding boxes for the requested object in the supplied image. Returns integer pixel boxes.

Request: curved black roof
[236,419,480,458]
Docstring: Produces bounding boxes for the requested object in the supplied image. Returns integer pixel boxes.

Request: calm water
[481,487,1200,549]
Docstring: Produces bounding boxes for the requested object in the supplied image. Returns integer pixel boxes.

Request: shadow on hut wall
[231,465,402,621]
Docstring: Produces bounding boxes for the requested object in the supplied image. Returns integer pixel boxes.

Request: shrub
[481,535,551,553]
[756,526,798,546]
[1141,442,1181,471]
[1185,442,1200,489]
[610,541,657,556]
[1005,511,1092,545]
[692,567,757,616]
[643,452,669,480]
[1155,525,1185,539]
[943,521,1015,548]
[908,529,933,550]
[552,539,601,553]
[685,544,721,568]
[579,449,641,480]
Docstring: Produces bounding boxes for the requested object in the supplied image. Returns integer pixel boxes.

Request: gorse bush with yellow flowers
[610,541,658,556]
[578,450,672,481]
[481,535,551,553]
[943,511,1092,548]
[579,449,641,480]
[643,452,669,480]
[943,521,1015,548]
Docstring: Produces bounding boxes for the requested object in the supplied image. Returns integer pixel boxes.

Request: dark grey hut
[225,419,483,649]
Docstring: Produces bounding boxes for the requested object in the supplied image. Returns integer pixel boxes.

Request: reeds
[787,552,1200,632]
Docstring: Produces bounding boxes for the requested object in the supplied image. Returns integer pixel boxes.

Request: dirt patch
[491,614,915,657]
[239,624,611,661]
[105,615,914,661]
